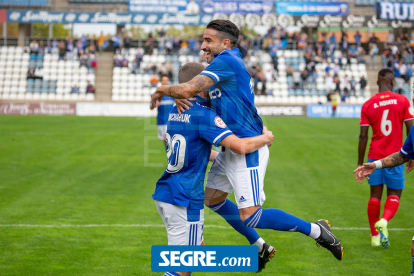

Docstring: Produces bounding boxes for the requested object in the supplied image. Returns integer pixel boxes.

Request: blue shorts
[367,158,405,189]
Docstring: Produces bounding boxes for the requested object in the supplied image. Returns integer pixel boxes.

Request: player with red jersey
[357,69,413,248]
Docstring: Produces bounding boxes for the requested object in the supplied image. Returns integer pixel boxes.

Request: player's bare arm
[150,75,215,109]
[354,152,411,183]
[220,127,274,155]
[358,126,369,166]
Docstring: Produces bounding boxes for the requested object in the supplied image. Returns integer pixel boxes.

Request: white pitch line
[0,224,413,231]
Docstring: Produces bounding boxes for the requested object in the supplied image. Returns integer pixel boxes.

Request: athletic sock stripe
[210,200,226,212]
[250,170,256,206]
[252,210,262,228]
[247,209,262,227]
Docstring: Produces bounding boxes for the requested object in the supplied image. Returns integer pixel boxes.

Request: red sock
[367,197,381,236]
[382,195,400,222]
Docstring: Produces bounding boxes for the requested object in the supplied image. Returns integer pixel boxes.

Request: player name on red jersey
[374,99,398,108]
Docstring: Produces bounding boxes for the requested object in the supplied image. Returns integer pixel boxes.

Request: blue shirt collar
[194,95,209,107]
[213,48,241,58]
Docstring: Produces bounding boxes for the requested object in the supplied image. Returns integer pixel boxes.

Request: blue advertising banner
[377,2,414,21]
[151,245,258,272]
[276,2,348,16]
[129,0,201,14]
[201,0,274,14]
[6,10,213,25]
[307,104,362,118]
[0,0,48,5]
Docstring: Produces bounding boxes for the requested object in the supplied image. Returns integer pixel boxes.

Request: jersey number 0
[166,133,186,173]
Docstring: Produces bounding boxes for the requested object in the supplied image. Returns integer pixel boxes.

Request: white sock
[253,237,265,252]
[309,223,322,239]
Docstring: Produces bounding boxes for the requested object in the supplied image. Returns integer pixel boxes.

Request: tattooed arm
[150,75,215,108]
[354,151,411,183]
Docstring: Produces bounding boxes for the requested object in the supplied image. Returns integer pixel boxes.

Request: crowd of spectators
[29,36,98,75]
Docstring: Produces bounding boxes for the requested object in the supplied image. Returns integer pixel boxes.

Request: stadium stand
[355,0,412,6]
[111,48,371,104]
[0,46,95,101]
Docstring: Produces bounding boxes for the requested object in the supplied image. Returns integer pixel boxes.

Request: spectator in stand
[27,65,36,79]
[325,73,334,91]
[86,81,95,94]
[341,91,349,103]
[114,54,122,67]
[341,36,349,56]
[386,31,395,46]
[350,76,357,96]
[354,31,362,46]
[157,33,166,55]
[386,56,395,70]
[262,34,272,52]
[269,40,279,71]
[80,34,88,48]
[369,32,378,44]
[150,74,159,87]
[91,57,97,74]
[399,61,408,81]
[286,65,294,77]
[37,40,45,55]
[329,41,336,63]
[359,75,367,96]
[173,36,180,54]
[112,33,121,54]
[66,38,74,60]
[403,49,413,64]
[312,31,319,46]
[180,37,189,55]
[34,67,43,80]
[310,69,318,88]
[98,32,106,55]
[52,38,59,49]
[357,45,366,64]
[46,43,52,54]
[369,43,378,69]
[131,56,141,74]
[124,35,131,52]
[76,40,84,57]
[343,74,350,94]
[58,41,66,60]
[193,40,201,57]
[122,56,129,68]
[29,40,39,54]
[166,60,174,80]
[165,35,173,55]
[329,33,337,46]
[333,75,341,93]
[300,69,309,89]
[80,53,88,68]
[188,35,196,54]
[251,34,262,52]
[71,85,80,94]
[333,62,341,75]
[293,70,301,88]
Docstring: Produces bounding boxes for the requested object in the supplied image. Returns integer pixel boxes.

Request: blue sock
[244,208,311,236]
[163,272,180,276]
[207,199,260,244]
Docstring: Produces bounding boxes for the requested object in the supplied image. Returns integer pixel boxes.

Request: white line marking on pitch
[0,224,412,231]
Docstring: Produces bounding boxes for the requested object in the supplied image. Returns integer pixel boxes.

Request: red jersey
[360,91,413,159]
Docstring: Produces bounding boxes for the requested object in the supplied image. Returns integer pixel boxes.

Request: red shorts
[332,105,337,111]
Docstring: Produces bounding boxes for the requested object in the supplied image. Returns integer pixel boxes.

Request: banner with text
[256,105,306,116]
[201,0,274,14]
[377,2,414,22]
[152,245,258,272]
[276,2,348,16]
[129,0,201,14]
[0,102,76,116]
[307,104,362,118]
[6,10,213,25]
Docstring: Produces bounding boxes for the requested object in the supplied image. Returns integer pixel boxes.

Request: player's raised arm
[219,126,274,155]
[150,75,215,109]
[354,152,411,183]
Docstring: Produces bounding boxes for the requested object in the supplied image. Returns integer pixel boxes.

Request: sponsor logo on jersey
[215,116,227,128]
[168,113,191,123]
[239,196,247,203]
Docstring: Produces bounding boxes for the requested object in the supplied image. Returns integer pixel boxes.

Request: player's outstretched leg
[206,198,276,271]
[375,193,400,249]
[243,208,343,260]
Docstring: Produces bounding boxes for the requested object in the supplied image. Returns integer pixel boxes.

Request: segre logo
[152,245,257,272]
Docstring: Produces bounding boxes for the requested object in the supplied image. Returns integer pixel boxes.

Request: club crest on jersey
[215,117,226,128]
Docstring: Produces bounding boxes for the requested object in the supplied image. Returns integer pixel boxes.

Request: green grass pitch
[0,115,413,276]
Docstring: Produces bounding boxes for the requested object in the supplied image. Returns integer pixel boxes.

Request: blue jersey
[157,96,174,125]
[152,96,233,210]
[200,48,263,138]
[401,125,414,159]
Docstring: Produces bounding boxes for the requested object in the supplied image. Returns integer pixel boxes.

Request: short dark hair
[160,74,169,80]
[178,62,205,84]
[378,68,394,78]
[206,20,240,47]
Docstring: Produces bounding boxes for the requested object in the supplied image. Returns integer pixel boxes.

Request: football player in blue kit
[153,62,274,276]
[151,20,344,267]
